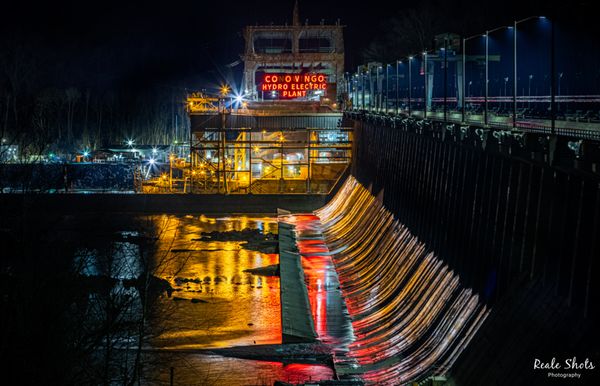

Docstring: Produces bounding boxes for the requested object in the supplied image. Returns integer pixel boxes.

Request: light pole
[550,16,555,134]
[352,74,356,109]
[376,66,382,111]
[513,16,547,129]
[279,132,284,191]
[356,66,360,109]
[354,68,358,109]
[362,69,366,110]
[219,84,230,193]
[386,64,390,113]
[528,74,533,108]
[504,77,509,110]
[423,51,428,119]
[485,31,489,126]
[443,39,448,122]
[368,67,372,111]
[169,154,176,191]
[345,72,350,108]
[395,60,400,115]
[484,25,510,126]
[462,33,485,123]
[558,72,563,111]
[408,56,413,116]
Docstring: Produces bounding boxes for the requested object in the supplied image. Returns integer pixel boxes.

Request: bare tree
[361,1,471,64]
[65,87,81,146]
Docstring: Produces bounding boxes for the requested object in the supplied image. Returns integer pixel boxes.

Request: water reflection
[151,353,333,385]
[65,213,335,384]
[283,214,356,353]
[2,208,341,385]
[148,214,281,349]
[146,214,334,384]
[74,231,143,278]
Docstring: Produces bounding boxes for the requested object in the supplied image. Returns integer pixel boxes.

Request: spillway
[285,176,490,385]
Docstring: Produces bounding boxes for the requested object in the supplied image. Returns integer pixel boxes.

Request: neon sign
[261,73,327,98]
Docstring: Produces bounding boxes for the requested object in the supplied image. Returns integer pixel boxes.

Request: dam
[1,3,599,386]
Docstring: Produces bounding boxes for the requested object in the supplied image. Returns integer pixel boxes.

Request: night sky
[0,0,588,92]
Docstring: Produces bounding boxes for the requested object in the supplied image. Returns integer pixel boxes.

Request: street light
[408,56,414,116]
[558,72,563,111]
[353,73,359,110]
[385,64,391,113]
[396,60,401,115]
[423,51,428,119]
[169,154,175,191]
[376,66,382,111]
[220,84,231,111]
[485,26,511,126]
[528,74,534,108]
[366,67,372,111]
[513,16,548,129]
[363,68,368,110]
[462,33,485,123]
[442,37,449,122]
[220,84,230,97]
[504,77,509,110]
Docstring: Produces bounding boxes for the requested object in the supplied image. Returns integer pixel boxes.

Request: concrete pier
[278,221,318,343]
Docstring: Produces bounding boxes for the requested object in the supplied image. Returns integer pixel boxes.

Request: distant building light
[220,84,231,96]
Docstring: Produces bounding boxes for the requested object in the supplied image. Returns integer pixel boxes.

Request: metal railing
[345,16,600,140]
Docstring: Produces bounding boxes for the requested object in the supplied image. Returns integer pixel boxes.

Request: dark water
[0,212,336,385]
[142,214,334,384]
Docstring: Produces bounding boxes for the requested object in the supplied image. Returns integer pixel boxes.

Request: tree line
[0,38,190,161]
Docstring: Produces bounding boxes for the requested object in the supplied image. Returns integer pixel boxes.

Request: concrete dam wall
[348,114,599,384]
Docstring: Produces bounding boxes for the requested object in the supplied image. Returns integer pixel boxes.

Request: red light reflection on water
[278,362,334,384]
[302,255,330,336]
[293,215,331,339]
[286,214,352,347]
[299,240,329,254]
